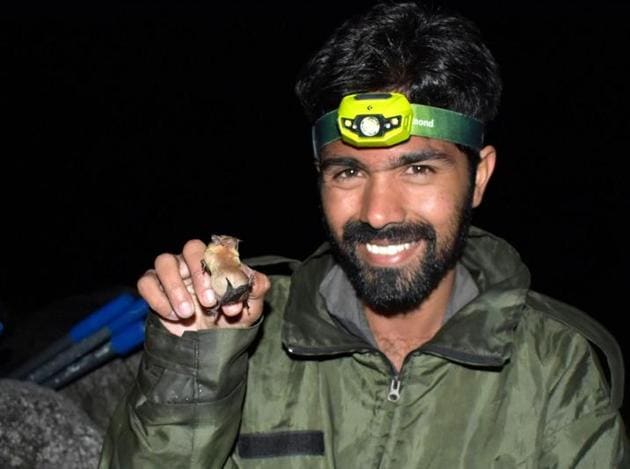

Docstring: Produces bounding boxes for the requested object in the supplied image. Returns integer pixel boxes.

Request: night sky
[1,1,629,409]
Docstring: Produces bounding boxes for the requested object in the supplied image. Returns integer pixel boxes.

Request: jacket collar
[281,227,530,368]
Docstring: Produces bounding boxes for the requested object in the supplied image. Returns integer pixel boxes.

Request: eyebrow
[319,149,454,172]
[318,156,367,173]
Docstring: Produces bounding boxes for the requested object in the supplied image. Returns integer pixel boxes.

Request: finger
[221,303,246,317]
[249,270,271,301]
[176,254,190,278]
[137,270,177,320]
[154,253,195,319]
[182,239,217,308]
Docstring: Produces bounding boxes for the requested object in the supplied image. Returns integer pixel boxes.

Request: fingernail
[222,304,243,316]
[178,302,193,318]
[204,289,216,305]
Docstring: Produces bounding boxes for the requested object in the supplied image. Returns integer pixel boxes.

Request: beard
[325,194,473,315]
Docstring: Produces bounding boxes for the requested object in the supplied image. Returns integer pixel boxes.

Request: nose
[359,174,406,229]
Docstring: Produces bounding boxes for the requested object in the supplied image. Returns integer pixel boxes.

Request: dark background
[1,1,629,419]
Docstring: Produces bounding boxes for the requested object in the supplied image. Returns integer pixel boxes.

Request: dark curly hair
[295,1,502,135]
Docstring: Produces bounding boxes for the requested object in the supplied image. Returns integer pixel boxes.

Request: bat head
[210,234,241,251]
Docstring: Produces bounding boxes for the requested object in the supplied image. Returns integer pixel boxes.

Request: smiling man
[101,2,628,467]
[317,134,495,371]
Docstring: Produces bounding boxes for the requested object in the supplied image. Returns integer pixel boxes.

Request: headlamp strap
[312,102,484,154]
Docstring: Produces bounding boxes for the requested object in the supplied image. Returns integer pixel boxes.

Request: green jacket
[100,227,628,468]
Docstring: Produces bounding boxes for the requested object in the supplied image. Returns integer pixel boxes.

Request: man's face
[319,136,484,314]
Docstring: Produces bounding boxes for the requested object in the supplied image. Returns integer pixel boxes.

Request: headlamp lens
[358,116,381,137]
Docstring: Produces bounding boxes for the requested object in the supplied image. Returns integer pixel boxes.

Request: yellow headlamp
[337,92,413,147]
[312,92,484,156]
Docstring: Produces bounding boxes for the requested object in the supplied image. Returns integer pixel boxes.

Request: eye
[334,167,361,180]
[406,164,434,176]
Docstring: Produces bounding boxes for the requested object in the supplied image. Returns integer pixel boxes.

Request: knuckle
[191,264,206,279]
[162,281,184,296]
[136,278,169,313]
[254,273,271,293]
[166,285,193,305]
[154,252,175,270]
[136,275,150,293]
[183,239,205,256]
[152,299,174,318]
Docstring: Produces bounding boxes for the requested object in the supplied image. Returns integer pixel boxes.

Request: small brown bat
[201,234,254,311]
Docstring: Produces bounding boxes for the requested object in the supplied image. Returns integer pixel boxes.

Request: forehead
[319,136,466,167]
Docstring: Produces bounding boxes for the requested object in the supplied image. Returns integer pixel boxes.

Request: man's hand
[137,239,270,336]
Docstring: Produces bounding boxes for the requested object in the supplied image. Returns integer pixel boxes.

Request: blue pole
[26,298,149,384]
[42,320,146,390]
[7,292,136,379]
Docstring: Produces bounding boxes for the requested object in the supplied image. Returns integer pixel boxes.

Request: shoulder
[521,291,620,364]
[519,291,591,349]
[517,290,609,364]
[515,290,623,410]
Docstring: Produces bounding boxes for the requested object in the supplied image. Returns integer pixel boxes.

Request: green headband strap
[312,103,484,155]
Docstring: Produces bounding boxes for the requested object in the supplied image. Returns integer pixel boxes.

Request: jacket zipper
[387,375,401,402]
[385,349,422,402]
[287,344,416,403]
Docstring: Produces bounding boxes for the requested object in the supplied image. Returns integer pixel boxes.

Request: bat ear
[211,234,241,250]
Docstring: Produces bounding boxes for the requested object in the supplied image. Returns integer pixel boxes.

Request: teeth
[365,242,413,256]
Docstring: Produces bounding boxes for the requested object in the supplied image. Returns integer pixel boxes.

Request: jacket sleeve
[98,312,262,469]
[536,333,629,467]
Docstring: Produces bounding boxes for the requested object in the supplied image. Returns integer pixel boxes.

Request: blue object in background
[43,320,146,390]
[68,293,138,341]
[7,292,137,379]
[25,298,149,384]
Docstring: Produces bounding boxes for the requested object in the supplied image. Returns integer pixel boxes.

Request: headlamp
[312,92,484,156]
[338,92,413,146]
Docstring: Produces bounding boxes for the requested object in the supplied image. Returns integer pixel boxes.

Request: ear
[472,145,496,208]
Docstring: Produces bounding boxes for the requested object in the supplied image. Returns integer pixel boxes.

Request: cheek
[321,187,346,235]
[408,187,459,224]
[321,185,362,236]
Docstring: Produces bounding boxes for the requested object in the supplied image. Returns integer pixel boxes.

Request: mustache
[342,221,436,245]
